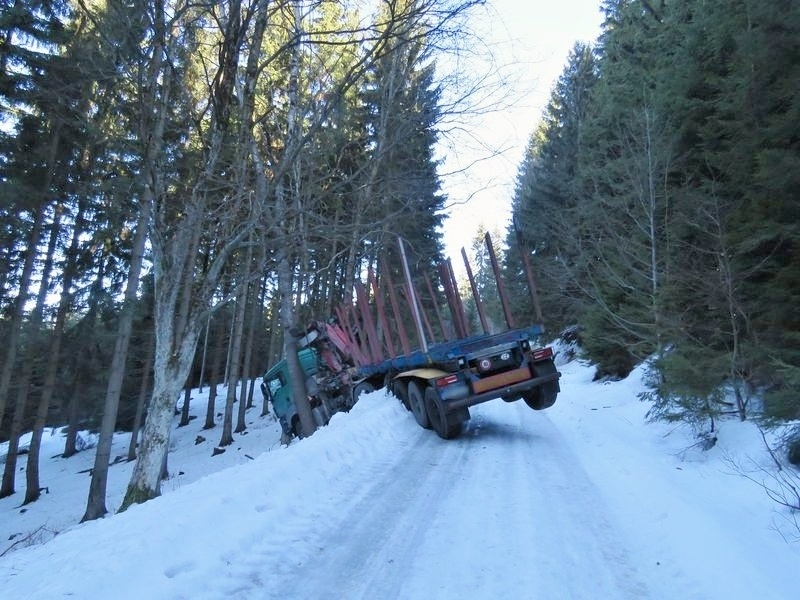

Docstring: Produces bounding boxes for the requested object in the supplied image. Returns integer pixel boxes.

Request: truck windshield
[266,374,284,397]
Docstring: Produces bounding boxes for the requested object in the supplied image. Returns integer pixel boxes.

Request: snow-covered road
[260,402,649,600]
[2,358,798,599]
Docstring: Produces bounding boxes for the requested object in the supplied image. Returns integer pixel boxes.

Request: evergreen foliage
[511,0,800,431]
[507,42,597,339]
[0,0,476,510]
[5,0,795,511]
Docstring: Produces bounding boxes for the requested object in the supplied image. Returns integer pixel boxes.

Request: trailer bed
[356,324,545,378]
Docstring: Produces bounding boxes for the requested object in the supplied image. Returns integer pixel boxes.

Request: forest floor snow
[1,355,799,599]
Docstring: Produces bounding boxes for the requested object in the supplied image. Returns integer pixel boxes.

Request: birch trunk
[123,309,201,506]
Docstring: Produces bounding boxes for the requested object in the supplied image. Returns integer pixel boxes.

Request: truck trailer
[261,233,560,440]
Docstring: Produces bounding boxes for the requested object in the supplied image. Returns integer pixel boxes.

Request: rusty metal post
[417,280,436,343]
[425,274,450,341]
[446,258,470,337]
[398,237,428,353]
[369,268,397,358]
[384,267,412,356]
[354,280,383,362]
[461,246,489,334]
[437,262,463,339]
[484,232,516,329]
[334,303,369,367]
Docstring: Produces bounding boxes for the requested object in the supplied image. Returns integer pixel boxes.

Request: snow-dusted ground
[1,356,798,599]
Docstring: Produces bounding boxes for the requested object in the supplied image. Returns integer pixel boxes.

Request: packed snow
[1,353,799,599]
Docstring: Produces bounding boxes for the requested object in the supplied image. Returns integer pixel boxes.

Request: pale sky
[439,0,603,265]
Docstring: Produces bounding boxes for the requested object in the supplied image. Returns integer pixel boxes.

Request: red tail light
[531,347,553,361]
[436,374,459,387]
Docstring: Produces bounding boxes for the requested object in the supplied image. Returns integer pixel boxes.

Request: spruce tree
[509,42,598,338]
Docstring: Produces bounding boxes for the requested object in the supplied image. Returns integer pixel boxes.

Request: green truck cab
[261,336,376,442]
[260,348,319,440]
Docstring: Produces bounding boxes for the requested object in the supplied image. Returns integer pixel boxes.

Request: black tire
[408,380,431,429]
[424,386,462,439]
[392,379,410,410]
[523,360,559,410]
[350,381,375,408]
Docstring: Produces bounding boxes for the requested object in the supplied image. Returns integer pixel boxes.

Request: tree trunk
[62,258,107,459]
[0,370,31,498]
[203,316,225,430]
[83,198,150,522]
[223,307,236,386]
[235,376,248,433]
[277,247,315,437]
[236,374,248,431]
[197,316,211,393]
[1,204,61,498]
[206,379,218,430]
[246,272,268,408]
[62,385,80,459]
[128,330,154,461]
[0,202,47,433]
[121,324,201,509]
[179,385,191,427]
[247,378,257,410]
[24,201,86,504]
[261,300,279,417]
[220,295,243,445]
[236,281,259,429]
[222,244,252,444]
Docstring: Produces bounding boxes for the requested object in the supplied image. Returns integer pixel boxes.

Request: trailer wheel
[424,387,463,439]
[523,360,559,410]
[350,382,374,408]
[393,379,410,411]
[407,380,431,429]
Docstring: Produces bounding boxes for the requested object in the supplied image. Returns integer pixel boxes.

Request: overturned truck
[261,233,560,440]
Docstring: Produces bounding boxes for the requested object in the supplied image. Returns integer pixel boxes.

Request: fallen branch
[723,428,800,541]
[1,525,57,557]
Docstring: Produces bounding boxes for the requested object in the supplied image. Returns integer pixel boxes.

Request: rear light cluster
[436,374,459,387]
[531,346,553,361]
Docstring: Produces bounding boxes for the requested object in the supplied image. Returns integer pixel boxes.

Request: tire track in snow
[393,401,651,599]
[484,402,651,599]
[236,398,652,599]
[249,427,470,600]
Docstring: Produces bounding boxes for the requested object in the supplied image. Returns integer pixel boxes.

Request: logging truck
[260,234,560,440]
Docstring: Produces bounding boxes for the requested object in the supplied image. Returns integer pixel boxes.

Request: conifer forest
[1,0,798,516]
